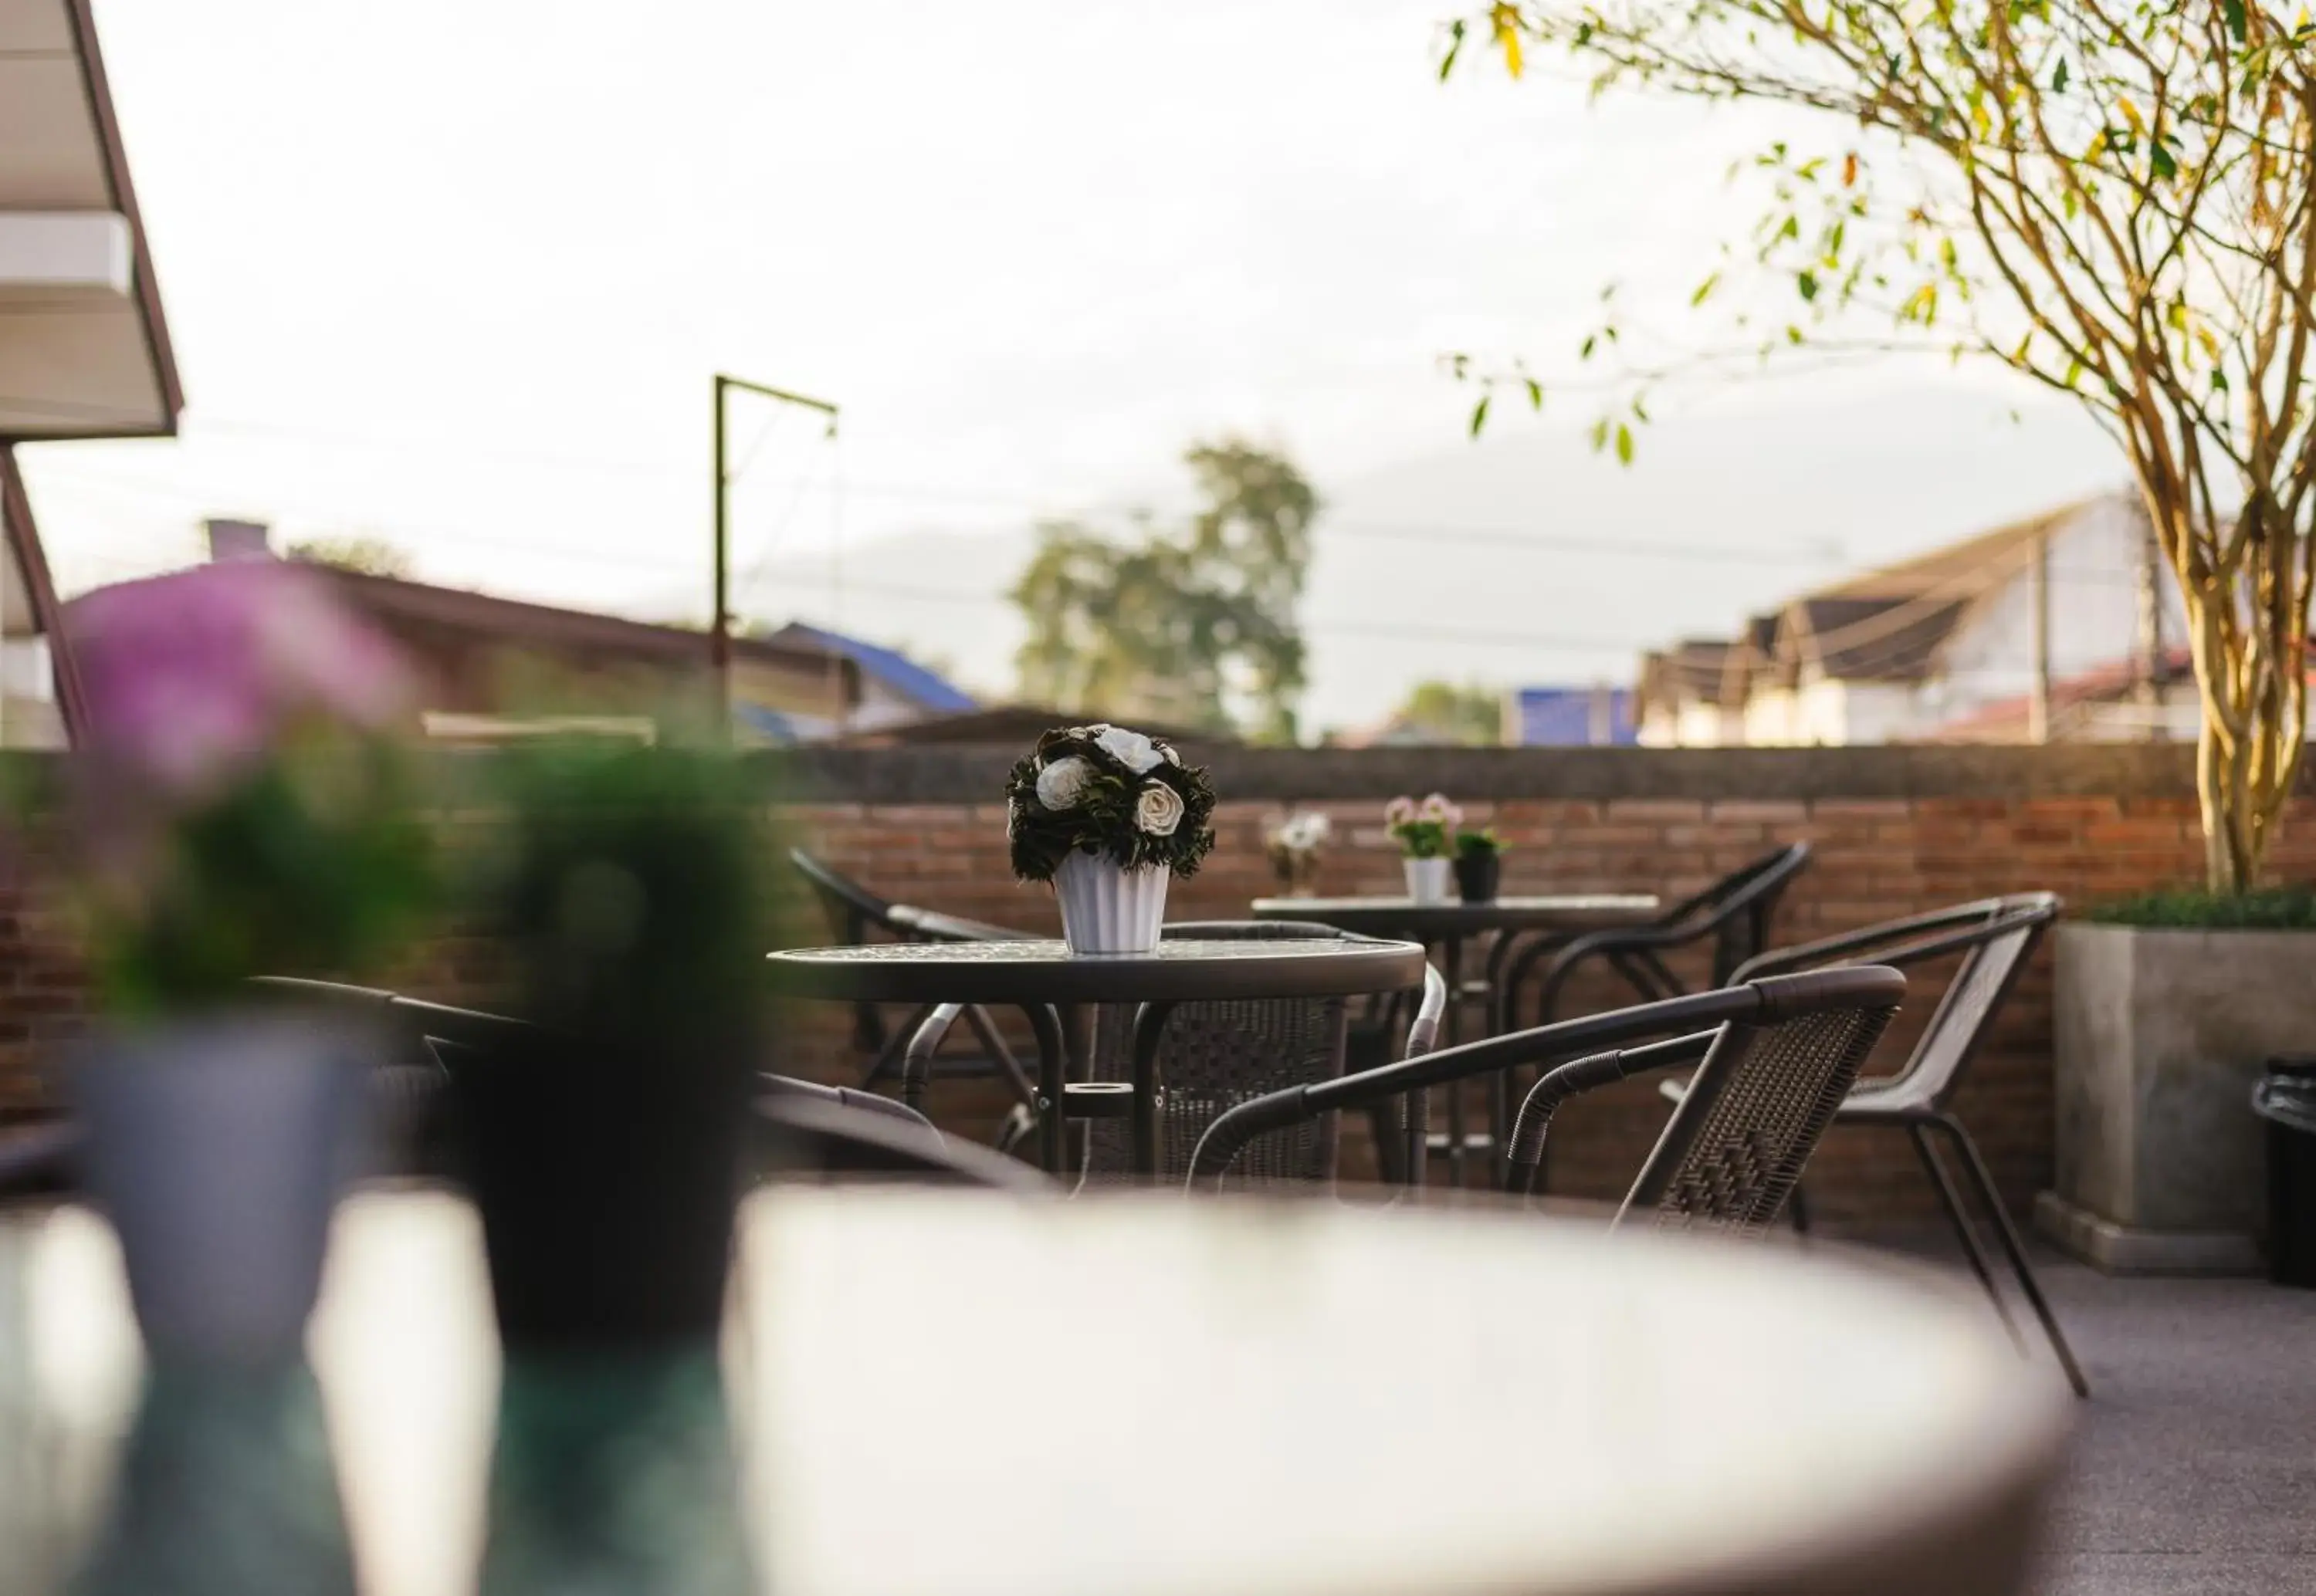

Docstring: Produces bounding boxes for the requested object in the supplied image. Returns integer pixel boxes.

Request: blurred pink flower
[1383,796,1416,827]
[72,562,412,793]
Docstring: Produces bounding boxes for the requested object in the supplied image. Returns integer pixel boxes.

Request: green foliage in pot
[1454,827,1505,861]
[2084,885,2316,931]
[466,740,792,1055]
[1006,723,1218,883]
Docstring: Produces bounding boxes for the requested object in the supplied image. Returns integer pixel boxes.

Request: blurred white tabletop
[0,1187,2071,1596]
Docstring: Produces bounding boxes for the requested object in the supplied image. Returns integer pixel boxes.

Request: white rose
[1135,779,1187,837]
[1035,755,1095,810]
[1096,725,1165,774]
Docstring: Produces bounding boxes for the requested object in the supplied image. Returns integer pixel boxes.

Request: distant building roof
[1511,686,1637,747]
[764,622,977,714]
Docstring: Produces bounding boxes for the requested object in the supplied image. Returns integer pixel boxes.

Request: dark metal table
[767,938,1429,1177]
[1251,894,1660,1185]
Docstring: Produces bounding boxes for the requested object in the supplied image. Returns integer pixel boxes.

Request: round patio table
[1252,894,1660,1185]
[0,1189,2071,1596]
[767,938,1430,1175]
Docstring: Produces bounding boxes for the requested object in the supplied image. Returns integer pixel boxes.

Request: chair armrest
[888,905,1028,943]
[1395,962,1451,1192]
[1503,1031,1718,1198]
[1187,983,1772,1192]
[1405,962,1449,1060]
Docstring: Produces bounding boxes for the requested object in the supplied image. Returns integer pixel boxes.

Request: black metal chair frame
[1189,967,1905,1243]
[789,850,1041,1150]
[249,976,1036,1191]
[903,921,1448,1190]
[1495,842,1815,1032]
[1682,892,2087,1396]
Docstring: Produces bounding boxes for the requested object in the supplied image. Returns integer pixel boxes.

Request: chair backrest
[1617,967,1902,1237]
[790,848,902,943]
[1086,921,1363,1184]
[1730,892,2058,1111]
[1657,842,1814,986]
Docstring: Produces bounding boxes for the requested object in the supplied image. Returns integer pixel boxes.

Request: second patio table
[767,937,1430,1176]
[1252,894,1659,1184]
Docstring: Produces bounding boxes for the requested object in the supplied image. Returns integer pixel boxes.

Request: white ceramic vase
[1403,857,1453,905]
[1054,850,1169,955]
[74,1013,373,1364]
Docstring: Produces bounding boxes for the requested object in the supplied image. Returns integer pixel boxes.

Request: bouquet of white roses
[1006,723,1217,882]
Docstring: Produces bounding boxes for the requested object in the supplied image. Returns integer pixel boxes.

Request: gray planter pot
[73,1014,374,1363]
[2042,922,2316,1273]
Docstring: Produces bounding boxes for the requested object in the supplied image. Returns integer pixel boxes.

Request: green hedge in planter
[2084,886,2316,929]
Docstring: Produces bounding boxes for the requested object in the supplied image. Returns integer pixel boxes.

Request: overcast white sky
[15,0,2132,729]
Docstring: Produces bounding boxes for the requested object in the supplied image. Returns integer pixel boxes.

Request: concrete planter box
[2040,922,2316,1273]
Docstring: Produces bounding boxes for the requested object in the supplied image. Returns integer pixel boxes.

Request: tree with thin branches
[1451,0,2316,891]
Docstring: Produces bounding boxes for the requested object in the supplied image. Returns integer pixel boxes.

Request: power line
[152,414,1851,567]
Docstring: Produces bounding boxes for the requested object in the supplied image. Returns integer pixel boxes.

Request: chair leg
[1934,1114,2091,1399]
[1905,1124,2025,1354]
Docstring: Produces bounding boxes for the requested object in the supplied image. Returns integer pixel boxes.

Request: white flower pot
[1403,857,1453,905]
[1054,851,1168,955]
[73,1013,374,1364]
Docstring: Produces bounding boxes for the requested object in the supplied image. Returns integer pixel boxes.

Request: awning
[0,0,180,441]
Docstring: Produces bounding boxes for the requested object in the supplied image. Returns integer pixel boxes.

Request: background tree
[1450,1,2316,893]
[1392,678,1507,744]
[286,535,415,580]
[1011,441,1317,741]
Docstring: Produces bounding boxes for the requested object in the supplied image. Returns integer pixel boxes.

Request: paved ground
[1857,1235,2316,1595]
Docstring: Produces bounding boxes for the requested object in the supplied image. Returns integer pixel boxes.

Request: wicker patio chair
[1657,893,2086,1395]
[903,921,1448,1189]
[1189,967,1904,1239]
[788,850,1041,1151]
[1495,842,1814,1031]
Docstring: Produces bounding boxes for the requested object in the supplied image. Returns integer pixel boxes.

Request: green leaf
[1588,416,1610,452]
[1691,271,1722,306]
[2226,0,2247,41]
[1631,394,1651,422]
[1797,269,1820,302]
[2150,140,2178,181]
[1440,18,1465,80]
[1580,333,1598,360]
[1469,394,1490,437]
[1614,423,1635,464]
[1786,324,1806,344]
[2052,57,2069,92]
[1524,377,1544,410]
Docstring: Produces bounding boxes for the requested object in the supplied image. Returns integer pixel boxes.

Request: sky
[15,0,2135,730]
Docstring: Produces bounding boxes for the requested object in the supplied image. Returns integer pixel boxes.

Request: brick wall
[5,744,2305,1221]
[776,743,2316,1222]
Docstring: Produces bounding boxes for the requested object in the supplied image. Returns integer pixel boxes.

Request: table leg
[1023,1004,1068,1175]
[1130,1002,1177,1179]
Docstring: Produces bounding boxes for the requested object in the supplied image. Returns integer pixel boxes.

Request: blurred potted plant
[1007,723,1217,954]
[1385,793,1460,905]
[457,741,785,1351]
[1263,810,1331,898]
[1453,827,1504,905]
[58,562,434,1364]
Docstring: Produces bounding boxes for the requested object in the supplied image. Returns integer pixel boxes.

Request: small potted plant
[1454,827,1505,904]
[1007,723,1217,955]
[57,561,435,1366]
[459,740,784,1351]
[1264,810,1331,898]
[1385,793,1461,905]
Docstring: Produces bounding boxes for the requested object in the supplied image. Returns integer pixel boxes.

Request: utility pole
[711,374,839,737]
[2029,529,2054,745]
